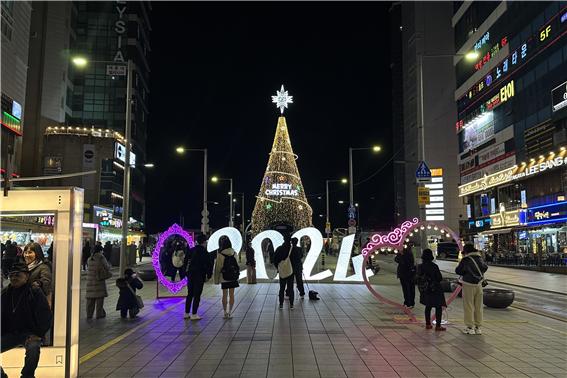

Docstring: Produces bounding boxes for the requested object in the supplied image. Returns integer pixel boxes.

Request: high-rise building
[392,2,461,235]
[22,1,151,242]
[454,2,567,267]
[1,1,32,178]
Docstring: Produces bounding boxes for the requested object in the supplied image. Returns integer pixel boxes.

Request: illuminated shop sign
[474,31,490,51]
[459,148,567,196]
[527,201,567,226]
[265,183,299,196]
[458,7,567,114]
[114,142,136,167]
[474,36,508,71]
[1,93,22,135]
[460,112,494,151]
[552,81,567,112]
[468,218,491,231]
[456,80,513,132]
[490,209,526,229]
[93,205,123,228]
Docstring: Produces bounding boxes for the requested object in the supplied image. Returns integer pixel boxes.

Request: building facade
[454,1,567,269]
[21,1,151,239]
[1,1,32,178]
[393,2,461,236]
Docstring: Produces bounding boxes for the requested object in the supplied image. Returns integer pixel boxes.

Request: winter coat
[213,248,237,284]
[455,252,488,285]
[82,244,92,263]
[273,243,293,270]
[395,251,416,279]
[116,276,143,310]
[416,261,446,307]
[290,245,303,271]
[186,245,213,282]
[245,246,256,267]
[86,252,111,298]
[1,283,52,338]
[28,261,52,297]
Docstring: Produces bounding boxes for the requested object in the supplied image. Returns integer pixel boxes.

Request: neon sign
[527,201,567,226]
[474,36,508,71]
[265,183,299,196]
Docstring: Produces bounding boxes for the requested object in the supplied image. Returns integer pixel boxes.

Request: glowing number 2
[207,227,245,280]
[250,230,284,279]
[292,227,332,281]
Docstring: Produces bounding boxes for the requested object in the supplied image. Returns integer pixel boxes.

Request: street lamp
[73,55,133,276]
[175,147,209,234]
[211,176,233,227]
[348,146,380,233]
[143,163,155,168]
[325,178,347,241]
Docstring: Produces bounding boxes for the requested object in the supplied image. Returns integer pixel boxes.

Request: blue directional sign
[416,161,432,183]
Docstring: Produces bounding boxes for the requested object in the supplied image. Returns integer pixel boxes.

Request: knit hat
[9,262,29,274]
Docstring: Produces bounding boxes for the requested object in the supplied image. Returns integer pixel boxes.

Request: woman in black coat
[116,268,143,318]
[394,246,416,308]
[416,249,446,331]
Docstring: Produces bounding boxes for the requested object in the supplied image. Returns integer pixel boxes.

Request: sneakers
[435,326,446,332]
[290,305,294,310]
[425,324,433,330]
[279,304,283,310]
[183,313,191,319]
[191,314,202,321]
[463,327,476,335]
[474,327,482,335]
[223,312,230,319]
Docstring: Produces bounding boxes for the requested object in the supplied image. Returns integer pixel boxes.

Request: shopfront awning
[479,228,513,235]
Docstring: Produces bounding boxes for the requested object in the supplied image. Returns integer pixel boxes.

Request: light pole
[325,178,347,247]
[416,51,478,246]
[348,146,381,233]
[233,192,246,261]
[212,176,233,227]
[176,147,209,234]
[72,56,134,276]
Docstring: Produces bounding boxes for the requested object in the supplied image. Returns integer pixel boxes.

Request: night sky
[146,2,394,234]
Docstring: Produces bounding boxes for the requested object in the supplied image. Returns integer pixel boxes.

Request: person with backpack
[213,236,239,319]
[416,249,446,331]
[273,234,295,310]
[115,268,143,319]
[455,244,488,335]
[184,234,213,320]
[395,246,416,308]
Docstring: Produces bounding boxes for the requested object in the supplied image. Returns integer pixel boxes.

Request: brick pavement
[77,266,567,378]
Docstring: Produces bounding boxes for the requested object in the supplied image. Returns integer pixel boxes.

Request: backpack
[416,267,436,294]
[221,254,240,281]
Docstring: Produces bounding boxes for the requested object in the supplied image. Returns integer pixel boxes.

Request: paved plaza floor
[77,261,567,378]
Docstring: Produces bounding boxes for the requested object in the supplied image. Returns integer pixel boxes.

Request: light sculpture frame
[361,218,463,323]
[151,223,195,294]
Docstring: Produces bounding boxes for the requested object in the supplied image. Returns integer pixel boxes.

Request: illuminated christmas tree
[251,85,313,235]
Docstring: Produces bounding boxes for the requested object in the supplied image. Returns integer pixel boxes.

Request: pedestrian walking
[82,240,92,271]
[103,241,112,262]
[23,242,53,307]
[455,244,488,335]
[184,234,213,320]
[116,268,143,319]
[395,246,416,308]
[213,236,239,318]
[290,237,305,298]
[245,241,257,284]
[138,240,145,263]
[85,245,112,319]
[273,234,295,310]
[1,262,52,378]
[416,249,446,331]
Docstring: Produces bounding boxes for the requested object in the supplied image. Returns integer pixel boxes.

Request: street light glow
[341,178,348,184]
[211,176,218,182]
[175,146,185,154]
[143,163,155,168]
[338,200,344,204]
[372,145,381,152]
[72,56,88,67]
[465,51,479,61]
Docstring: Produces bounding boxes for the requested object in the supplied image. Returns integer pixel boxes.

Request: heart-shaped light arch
[151,223,195,294]
[361,219,463,323]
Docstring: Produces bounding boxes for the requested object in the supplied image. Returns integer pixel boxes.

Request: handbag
[126,281,144,309]
[278,246,294,279]
[469,256,488,287]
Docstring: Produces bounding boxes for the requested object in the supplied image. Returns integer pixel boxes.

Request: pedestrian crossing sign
[416,161,432,183]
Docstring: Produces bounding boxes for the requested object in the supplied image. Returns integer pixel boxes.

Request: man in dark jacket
[394,247,416,308]
[290,237,305,298]
[184,234,213,320]
[455,244,488,335]
[273,235,295,310]
[1,262,52,378]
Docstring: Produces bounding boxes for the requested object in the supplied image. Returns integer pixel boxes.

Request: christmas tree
[251,86,313,235]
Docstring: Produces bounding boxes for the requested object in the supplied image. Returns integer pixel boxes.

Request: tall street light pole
[212,176,233,227]
[348,146,381,233]
[326,178,347,251]
[176,147,209,234]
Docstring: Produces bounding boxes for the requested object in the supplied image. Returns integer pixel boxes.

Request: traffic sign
[347,205,356,219]
[106,64,127,76]
[348,218,357,227]
[416,161,432,183]
[418,186,430,205]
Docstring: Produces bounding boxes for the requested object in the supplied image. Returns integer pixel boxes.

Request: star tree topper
[272,84,293,114]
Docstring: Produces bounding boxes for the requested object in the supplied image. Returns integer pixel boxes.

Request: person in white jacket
[213,236,239,318]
